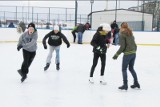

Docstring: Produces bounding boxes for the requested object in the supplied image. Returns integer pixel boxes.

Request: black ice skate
[17,69,22,77]
[118,81,128,90]
[56,63,60,70]
[130,81,140,89]
[44,63,50,71]
[21,75,27,83]
[118,85,128,90]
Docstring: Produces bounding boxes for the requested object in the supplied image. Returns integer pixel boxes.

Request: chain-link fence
[0,5,88,29]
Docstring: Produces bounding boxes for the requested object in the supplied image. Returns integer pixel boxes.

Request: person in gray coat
[17,23,38,82]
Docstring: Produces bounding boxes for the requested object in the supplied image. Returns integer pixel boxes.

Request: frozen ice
[0,43,160,107]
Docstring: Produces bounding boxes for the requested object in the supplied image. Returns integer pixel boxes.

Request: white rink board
[0,28,160,44]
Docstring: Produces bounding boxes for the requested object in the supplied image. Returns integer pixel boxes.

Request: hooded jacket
[17,30,38,52]
[91,27,111,54]
[115,30,137,56]
[42,30,70,47]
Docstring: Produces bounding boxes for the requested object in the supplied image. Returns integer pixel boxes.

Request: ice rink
[0,43,160,107]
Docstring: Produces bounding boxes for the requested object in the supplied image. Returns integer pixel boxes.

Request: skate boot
[100,76,107,85]
[21,74,27,83]
[118,81,128,90]
[56,63,60,70]
[44,63,50,71]
[131,81,140,89]
[89,77,94,84]
[17,69,22,77]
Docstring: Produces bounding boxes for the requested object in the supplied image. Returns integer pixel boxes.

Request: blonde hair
[120,22,133,36]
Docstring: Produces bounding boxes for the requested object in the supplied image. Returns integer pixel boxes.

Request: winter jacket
[115,31,137,56]
[77,24,85,33]
[91,30,111,54]
[17,30,38,52]
[42,30,70,47]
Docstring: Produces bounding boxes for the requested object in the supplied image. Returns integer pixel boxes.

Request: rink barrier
[0,28,160,46]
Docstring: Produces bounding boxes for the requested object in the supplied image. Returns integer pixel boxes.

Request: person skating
[89,23,111,85]
[42,25,70,71]
[17,22,38,82]
[113,22,140,90]
[17,21,26,34]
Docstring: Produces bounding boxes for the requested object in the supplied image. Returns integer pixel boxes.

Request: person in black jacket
[42,25,70,71]
[111,20,119,45]
[89,23,111,85]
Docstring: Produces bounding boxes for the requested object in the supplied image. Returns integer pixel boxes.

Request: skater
[17,21,26,34]
[89,23,111,85]
[17,22,38,82]
[113,22,140,90]
[42,25,70,71]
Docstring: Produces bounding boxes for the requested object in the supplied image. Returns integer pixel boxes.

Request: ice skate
[89,77,94,84]
[100,76,107,85]
[56,63,60,70]
[118,81,128,90]
[44,63,50,71]
[130,81,140,89]
[21,75,27,83]
[17,69,22,77]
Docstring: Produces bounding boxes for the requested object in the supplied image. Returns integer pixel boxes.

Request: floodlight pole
[90,0,94,28]
[115,0,118,21]
[75,0,78,26]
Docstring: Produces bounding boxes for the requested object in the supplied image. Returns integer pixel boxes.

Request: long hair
[120,22,133,36]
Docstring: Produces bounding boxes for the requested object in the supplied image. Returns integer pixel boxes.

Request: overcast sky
[0,1,141,14]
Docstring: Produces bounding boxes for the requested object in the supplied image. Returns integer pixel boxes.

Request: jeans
[78,32,83,44]
[90,53,106,77]
[114,33,119,45]
[46,45,60,64]
[122,54,138,81]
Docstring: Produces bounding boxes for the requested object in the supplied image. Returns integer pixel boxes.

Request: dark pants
[122,54,138,82]
[72,31,76,42]
[90,53,106,77]
[21,49,36,76]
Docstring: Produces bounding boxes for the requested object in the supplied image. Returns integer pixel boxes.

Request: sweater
[17,30,38,52]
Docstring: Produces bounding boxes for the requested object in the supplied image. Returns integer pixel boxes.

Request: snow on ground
[0,43,160,107]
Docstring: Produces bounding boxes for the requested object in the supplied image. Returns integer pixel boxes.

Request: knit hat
[100,23,111,32]
[28,23,35,29]
[54,25,59,31]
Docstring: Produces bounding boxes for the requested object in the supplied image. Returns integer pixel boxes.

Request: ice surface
[0,43,160,107]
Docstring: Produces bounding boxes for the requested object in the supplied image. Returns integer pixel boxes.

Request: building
[89,9,153,31]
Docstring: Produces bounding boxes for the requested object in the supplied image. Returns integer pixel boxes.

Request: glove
[96,46,101,50]
[43,44,47,49]
[17,45,23,51]
[113,54,118,60]
[67,44,70,48]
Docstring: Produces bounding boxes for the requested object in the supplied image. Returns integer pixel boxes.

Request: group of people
[16,21,140,91]
[71,22,91,44]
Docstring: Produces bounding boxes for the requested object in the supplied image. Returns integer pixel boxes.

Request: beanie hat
[100,23,111,32]
[28,23,35,29]
[54,25,59,31]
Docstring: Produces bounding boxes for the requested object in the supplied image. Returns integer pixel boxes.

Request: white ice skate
[100,76,107,85]
[89,77,94,84]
